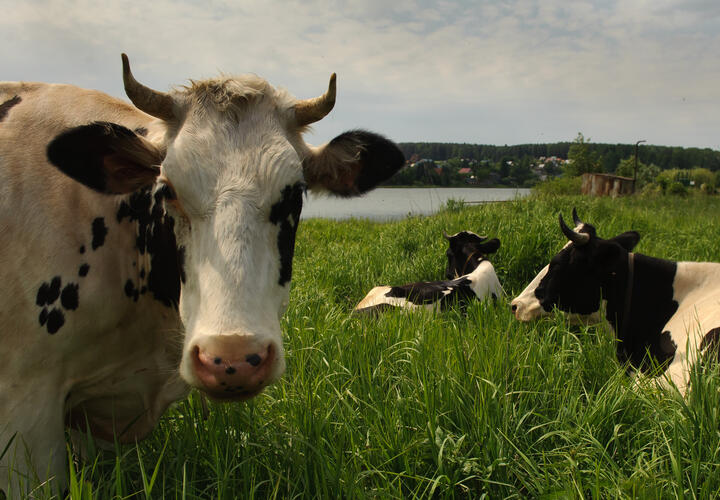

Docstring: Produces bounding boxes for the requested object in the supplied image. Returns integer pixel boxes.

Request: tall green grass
[31,195,720,498]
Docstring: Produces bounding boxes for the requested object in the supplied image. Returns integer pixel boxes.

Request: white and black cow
[443,230,501,279]
[511,210,603,324]
[355,231,502,312]
[511,209,720,395]
[0,54,404,494]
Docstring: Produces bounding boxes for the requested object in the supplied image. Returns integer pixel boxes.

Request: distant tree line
[398,142,720,173]
[388,138,720,190]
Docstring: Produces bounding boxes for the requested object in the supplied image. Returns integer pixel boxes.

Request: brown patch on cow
[0,95,21,122]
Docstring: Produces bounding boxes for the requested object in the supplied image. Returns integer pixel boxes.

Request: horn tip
[121,53,132,81]
[328,73,337,100]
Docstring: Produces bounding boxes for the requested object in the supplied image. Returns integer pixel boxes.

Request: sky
[2,0,719,150]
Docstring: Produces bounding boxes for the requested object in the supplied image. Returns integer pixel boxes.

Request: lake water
[301,187,531,220]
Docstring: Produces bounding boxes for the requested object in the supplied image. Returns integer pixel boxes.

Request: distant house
[458,167,472,174]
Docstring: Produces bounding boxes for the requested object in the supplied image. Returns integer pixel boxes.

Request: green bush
[532,176,582,196]
[667,181,688,196]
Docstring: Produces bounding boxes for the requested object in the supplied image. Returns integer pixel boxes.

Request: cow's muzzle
[189,335,283,401]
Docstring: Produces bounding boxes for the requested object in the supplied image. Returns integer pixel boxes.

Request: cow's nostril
[246,353,262,366]
[511,304,517,312]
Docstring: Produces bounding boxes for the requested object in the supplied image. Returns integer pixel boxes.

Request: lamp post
[634,139,646,193]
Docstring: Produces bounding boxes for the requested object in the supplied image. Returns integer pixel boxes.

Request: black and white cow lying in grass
[511,209,720,395]
[355,231,502,313]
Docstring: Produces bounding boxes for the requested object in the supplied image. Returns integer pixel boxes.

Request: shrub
[532,176,582,196]
[443,198,466,212]
[667,181,688,196]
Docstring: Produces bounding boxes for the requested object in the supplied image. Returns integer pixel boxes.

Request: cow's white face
[162,90,308,398]
[46,55,405,401]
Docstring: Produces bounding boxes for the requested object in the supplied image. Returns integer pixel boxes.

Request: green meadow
[36,195,720,498]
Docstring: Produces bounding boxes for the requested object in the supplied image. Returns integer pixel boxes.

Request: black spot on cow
[270,183,304,286]
[39,308,48,326]
[616,255,678,372]
[116,187,182,308]
[46,308,65,334]
[124,279,139,302]
[79,264,90,277]
[116,201,131,223]
[134,126,148,137]
[385,277,477,310]
[139,268,146,279]
[36,276,62,306]
[79,245,85,254]
[61,283,80,310]
[91,217,108,250]
[154,183,177,201]
[0,95,21,123]
[700,327,720,363]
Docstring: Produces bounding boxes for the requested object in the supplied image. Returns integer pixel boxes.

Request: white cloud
[1,0,718,148]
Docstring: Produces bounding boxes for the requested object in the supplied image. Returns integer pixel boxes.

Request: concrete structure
[581,173,635,197]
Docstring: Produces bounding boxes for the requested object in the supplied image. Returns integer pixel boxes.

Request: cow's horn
[559,213,590,246]
[572,207,583,227]
[442,230,451,240]
[122,53,175,121]
[295,73,336,127]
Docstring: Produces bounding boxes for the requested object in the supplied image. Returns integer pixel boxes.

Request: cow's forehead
[174,74,296,130]
[160,83,305,211]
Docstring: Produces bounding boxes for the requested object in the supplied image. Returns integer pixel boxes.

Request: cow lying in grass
[355,231,502,313]
[511,209,720,395]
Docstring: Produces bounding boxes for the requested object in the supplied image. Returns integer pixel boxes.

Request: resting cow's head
[511,209,639,321]
[443,230,500,279]
[46,54,404,400]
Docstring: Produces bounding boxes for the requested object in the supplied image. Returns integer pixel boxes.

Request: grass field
[35,194,720,498]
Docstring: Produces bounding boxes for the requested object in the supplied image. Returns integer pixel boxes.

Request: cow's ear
[303,130,404,197]
[478,238,501,255]
[47,122,164,194]
[610,231,640,252]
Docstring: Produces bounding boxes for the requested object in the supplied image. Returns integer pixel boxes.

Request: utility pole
[634,139,646,193]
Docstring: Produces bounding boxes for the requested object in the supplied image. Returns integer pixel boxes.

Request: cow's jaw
[511,264,550,321]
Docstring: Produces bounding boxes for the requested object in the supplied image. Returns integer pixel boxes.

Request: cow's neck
[603,252,678,371]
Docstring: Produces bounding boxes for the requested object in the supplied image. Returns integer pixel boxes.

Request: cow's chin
[512,299,548,321]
